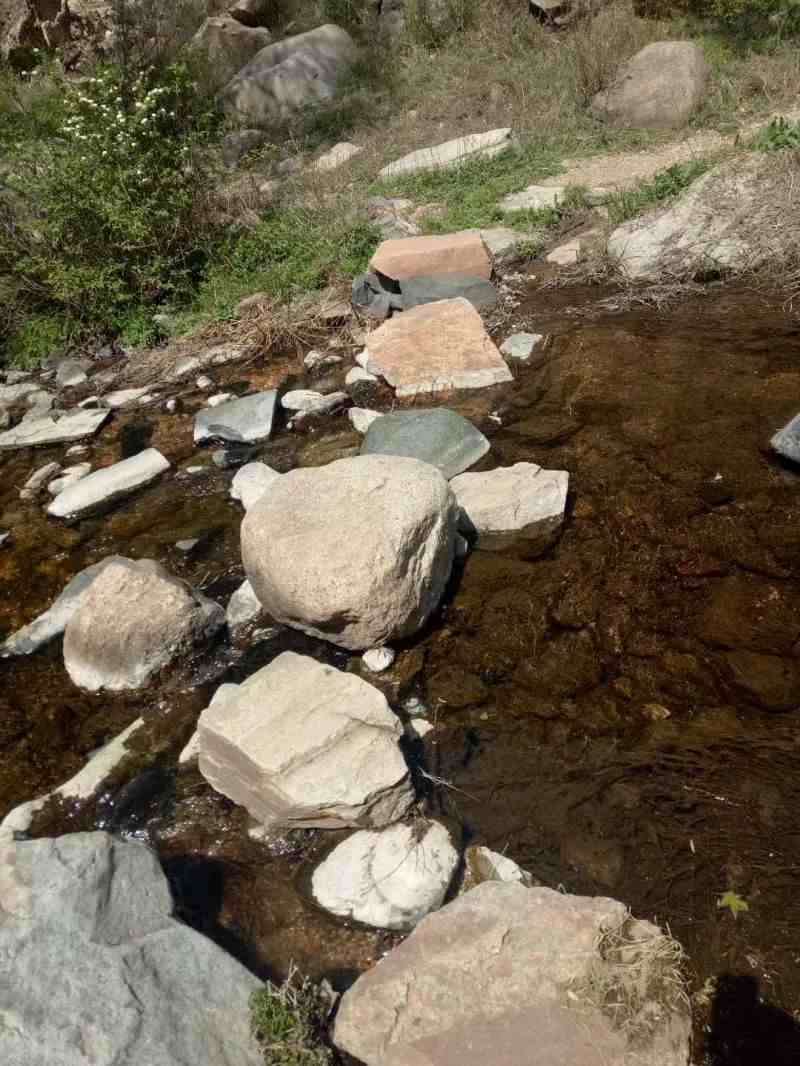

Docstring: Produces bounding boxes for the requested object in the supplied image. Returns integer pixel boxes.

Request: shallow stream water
[3,280,800,1063]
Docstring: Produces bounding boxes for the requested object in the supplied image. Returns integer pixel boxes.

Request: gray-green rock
[400,274,498,313]
[361,408,489,480]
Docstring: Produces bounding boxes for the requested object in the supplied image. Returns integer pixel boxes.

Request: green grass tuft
[250,965,332,1066]
[605,159,713,225]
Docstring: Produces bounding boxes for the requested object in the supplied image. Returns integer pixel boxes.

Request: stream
[3,278,800,1063]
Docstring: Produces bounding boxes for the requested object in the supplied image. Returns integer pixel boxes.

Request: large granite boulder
[334,881,691,1066]
[197,651,414,829]
[311,820,459,930]
[63,558,224,691]
[607,153,798,281]
[361,408,489,479]
[189,15,272,90]
[592,41,709,129]
[223,23,357,126]
[0,831,262,1066]
[241,454,458,650]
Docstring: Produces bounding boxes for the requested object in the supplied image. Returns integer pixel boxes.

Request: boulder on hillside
[190,16,272,90]
[0,832,262,1066]
[198,651,415,829]
[311,820,459,930]
[334,881,691,1066]
[241,454,458,650]
[592,41,709,130]
[63,557,224,691]
[223,23,357,126]
[607,153,800,281]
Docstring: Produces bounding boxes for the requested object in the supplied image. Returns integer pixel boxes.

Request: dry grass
[567,914,689,1048]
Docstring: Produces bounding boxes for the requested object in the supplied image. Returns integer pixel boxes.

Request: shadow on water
[708,975,800,1066]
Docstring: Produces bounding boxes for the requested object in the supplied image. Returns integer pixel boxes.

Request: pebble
[175,538,201,553]
[165,398,180,414]
[66,445,89,457]
[362,646,395,673]
[207,392,234,407]
[196,375,214,390]
[0,532,10,548]
[304,350,343,371]
[281,389,325,412]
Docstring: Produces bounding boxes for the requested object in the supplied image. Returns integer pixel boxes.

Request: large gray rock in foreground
[0,555,124,657]
[592,41,709,129]
[0,408,109,449]
[63,558,224,691]
[198,651,414,829]
[361,408,489,480]
[242,455,457,650]
[312,820,458,930]
[607,153,798,281]
[194,390,277,444]
[47,448,169,519]
[223,24,357,126]
[0,832,262,1066]
[334,881,691,1066]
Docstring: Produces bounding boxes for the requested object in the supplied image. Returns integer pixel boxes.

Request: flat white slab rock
[312,821,459,930]
[379,128,512,179]
[451,462,568,536]
[194,390,277,444]
[0,409,109,450]
[47,448,170,519]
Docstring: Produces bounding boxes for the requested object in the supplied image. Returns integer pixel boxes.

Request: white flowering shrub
[1,63,219,337]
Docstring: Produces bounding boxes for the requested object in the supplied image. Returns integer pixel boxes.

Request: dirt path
[541,106,800,192]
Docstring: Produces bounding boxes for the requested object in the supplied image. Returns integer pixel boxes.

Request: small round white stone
[362,646,395,673]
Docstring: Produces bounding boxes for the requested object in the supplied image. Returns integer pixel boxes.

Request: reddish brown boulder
[370,231,492,283]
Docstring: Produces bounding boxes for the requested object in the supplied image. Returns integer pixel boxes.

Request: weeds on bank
[250,964,333,1066]
[753,114,800,149]
[605,158,713,223]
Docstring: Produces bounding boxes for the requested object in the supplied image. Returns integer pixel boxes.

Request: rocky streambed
[3,276,800,1063]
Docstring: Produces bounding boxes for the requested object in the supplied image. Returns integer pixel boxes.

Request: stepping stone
[500,333,544,361]
[197,651,414,830]
[400,273,499,313]
[370,232,492,284]
[311,820,459,930]
[771,413,800,463]
[0,408,109,450]
[194,390,277,444]
[500,184,564,213]
[47,448,170,519]
[365,298,512,397]
[361,407,489,479]
[450,462,568,541]
[379,128,512,179]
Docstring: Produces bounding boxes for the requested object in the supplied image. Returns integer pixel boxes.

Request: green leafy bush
[753,115,800,149]
[1,62,220,343]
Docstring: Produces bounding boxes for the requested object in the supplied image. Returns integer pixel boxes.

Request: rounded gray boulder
[241,454,458,650]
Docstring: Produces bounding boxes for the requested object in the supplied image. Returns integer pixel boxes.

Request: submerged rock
[311,821,459,930]
[0,832,262,1066]
[361,408,489,479]
[241,454,458,650]
[198,651,414,829]
[63,558,224,691]
[451,462,569,541]
[334,882,691,1066]
[47,448,169,519]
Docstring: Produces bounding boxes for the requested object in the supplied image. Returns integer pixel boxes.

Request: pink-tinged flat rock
[366,297,513,397]
[370,232,492,283]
